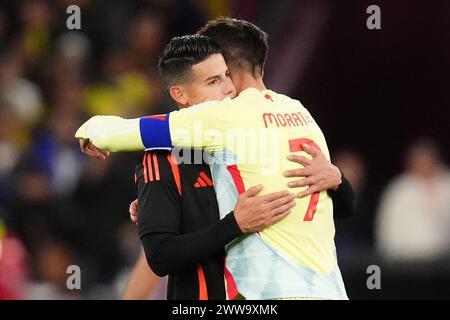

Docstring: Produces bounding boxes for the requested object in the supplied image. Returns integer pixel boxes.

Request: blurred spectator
[49,31,91,86]
[0,10,7,53]
[83,11,166,118]
[31,99,84,197]
[0,216,29,300]
[128,11,166,71]
[202,0,230,18]
[71,154,138,287]
[27,30,87,197]
[7,0,56,88]
[0,52,44,127]
[333,150,376,261]
[143,0,207,38]
[334,151,367,194]
[25,241,81,300]
[375,138,450,263]
[0,109,21,179]
[84,51,154,117]
[19,0,53,66]
[7,162,78,258]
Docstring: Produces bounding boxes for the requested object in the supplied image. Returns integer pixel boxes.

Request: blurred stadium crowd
[0,0,449,299]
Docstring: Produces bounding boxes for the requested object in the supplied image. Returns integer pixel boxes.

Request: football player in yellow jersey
[76,18,349,299]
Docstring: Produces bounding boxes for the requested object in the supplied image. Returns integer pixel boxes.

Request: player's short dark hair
[198,17,268,76]
[158,35,222,92]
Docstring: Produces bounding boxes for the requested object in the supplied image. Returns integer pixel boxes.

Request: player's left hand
[284,143,342,198]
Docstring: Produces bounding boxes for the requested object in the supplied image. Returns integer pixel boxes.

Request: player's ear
[169,85,188,108]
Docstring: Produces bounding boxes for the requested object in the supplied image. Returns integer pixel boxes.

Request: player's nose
[224,79,237,98]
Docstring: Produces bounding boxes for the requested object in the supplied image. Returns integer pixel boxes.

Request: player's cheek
[206,85,225,101]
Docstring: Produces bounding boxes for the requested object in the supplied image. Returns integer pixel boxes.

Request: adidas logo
[194,172,213,188]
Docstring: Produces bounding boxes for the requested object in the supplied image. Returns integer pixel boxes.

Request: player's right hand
[233,185,296,233]
[79,139,110,160]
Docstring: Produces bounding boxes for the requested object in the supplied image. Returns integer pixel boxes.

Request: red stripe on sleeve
[147,153,154,182]
[167,154,182,196]
[152,153,160,181]
[142,154,148,184]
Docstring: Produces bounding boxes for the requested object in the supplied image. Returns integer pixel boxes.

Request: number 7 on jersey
[288,138,321,222]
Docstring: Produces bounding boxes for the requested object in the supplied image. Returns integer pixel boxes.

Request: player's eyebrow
[204,74,221,82]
